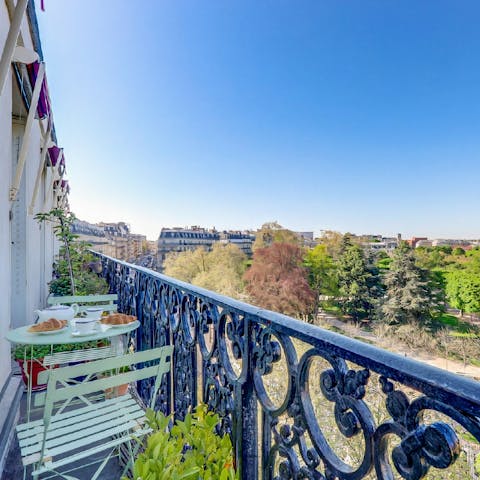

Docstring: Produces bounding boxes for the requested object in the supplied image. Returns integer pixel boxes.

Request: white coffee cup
[74,318,97,334]
[84,307,103,320]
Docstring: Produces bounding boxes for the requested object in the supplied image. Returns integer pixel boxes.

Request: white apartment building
[0,0,67,467]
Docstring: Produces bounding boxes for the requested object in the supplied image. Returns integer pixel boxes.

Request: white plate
[28,326,68,335]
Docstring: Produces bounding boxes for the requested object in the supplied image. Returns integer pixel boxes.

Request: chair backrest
[47,294,118,314]
[35,346,172,469]
[37,346,173,416]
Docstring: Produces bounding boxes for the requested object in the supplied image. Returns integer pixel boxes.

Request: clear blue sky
[37,1,480,240]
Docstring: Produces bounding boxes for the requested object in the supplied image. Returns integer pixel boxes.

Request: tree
[163,249,208,284]
[445,270,480,316]
[244,243,315,318]
[381,243,436,325]
[336,244,380,324]
[194,243,247,298]
[163,244,247,298]
[35,208,108,296]
[253,221,300,251]
[304,244,337,313]
[317,230,345,259]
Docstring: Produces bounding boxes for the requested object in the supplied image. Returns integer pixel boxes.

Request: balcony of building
[4,252,480,479]
[1,2,480,479]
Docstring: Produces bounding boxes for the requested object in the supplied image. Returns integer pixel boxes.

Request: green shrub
[36,208,108,296]
[127,403,238,480]
[12,340,108,360]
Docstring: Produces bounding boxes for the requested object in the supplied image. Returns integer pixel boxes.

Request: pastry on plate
[100,313,136,325]
[28,318,67,332]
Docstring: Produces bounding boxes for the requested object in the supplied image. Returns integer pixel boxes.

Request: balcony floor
[2,379,124,480]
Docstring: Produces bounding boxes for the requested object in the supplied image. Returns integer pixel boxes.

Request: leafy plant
[12,340,108,360]
[35,208,108,296]
[126,403,238,480]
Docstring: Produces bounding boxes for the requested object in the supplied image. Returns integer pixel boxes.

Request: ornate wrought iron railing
[96,252,480,480]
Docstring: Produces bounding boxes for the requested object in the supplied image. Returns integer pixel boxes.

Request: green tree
[253,221,300,250]
[304,244,337,294]
[336,244,380,324]
[316,230,344,259]
[195,244,247,298]
[163,244,247,298]
[304,244,337,313]
[163,248,208,283]
[445,269,480,316]
[381,243,436,325]
[35,208,108,296]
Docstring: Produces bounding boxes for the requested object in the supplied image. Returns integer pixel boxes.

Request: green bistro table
[5,320,140,420]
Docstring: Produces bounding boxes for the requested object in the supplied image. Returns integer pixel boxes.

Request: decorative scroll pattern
[96,253,480,480]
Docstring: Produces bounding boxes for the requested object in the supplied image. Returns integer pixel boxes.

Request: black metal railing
[96,252,480,480]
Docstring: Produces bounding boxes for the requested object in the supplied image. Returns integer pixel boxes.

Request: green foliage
[376,256,392,270]
[316,230,344,259]
[164,243,247,298]
[252,221,300,250]
[304,244,338,297]
[127,404,238,480]
[445,268,480,315]
[12,340,107,360]
[35,208,108,296]
[380,243,439,325]
[336,244,381,323]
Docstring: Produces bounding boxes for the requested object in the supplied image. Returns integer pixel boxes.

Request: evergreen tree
[380,243,435,325]
[336,244,380,324]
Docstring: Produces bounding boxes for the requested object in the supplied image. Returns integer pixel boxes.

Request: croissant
[28,318,67,332]
[101,313,136,325]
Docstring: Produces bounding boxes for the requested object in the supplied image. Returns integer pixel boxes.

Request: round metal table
[5,320,140,420]
[6,320,139,346]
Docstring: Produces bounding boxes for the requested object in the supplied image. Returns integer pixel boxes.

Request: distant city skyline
[36,1,480,241]
[77,216,478,243]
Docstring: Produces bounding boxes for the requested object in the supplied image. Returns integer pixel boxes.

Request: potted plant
[124,403,238,480]
[35,208,108,296]
[13,344,53,391]
[13,340,109,390]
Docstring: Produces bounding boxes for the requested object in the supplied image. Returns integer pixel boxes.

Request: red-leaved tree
[244,242,315,318]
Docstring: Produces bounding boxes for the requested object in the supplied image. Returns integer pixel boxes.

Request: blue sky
[37,1,480,240]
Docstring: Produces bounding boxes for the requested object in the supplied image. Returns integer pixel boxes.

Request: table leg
[111,334,126,355]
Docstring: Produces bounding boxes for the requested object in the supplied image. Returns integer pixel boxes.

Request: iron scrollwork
[95,253,480,480]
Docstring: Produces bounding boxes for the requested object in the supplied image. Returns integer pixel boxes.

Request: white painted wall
[0,1,61,394]
[0,0,14,391]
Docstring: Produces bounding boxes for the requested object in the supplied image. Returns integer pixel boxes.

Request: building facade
[0,0,67,469]
[157,227,220,265]
[72,219,147,261]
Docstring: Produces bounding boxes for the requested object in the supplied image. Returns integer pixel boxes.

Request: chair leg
[121,438,141,478]
[90,448,115,480]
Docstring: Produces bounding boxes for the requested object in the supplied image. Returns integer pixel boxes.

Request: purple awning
[26,61,50,119]
[47,146,62,166]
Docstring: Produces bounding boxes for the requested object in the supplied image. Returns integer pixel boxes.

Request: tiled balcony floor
[2,379,125,480]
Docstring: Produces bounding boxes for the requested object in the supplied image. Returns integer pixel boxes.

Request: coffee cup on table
[74,317,98,335]
[84,307,103,320]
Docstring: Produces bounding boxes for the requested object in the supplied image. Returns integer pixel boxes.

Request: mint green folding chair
[15,345,173,479]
